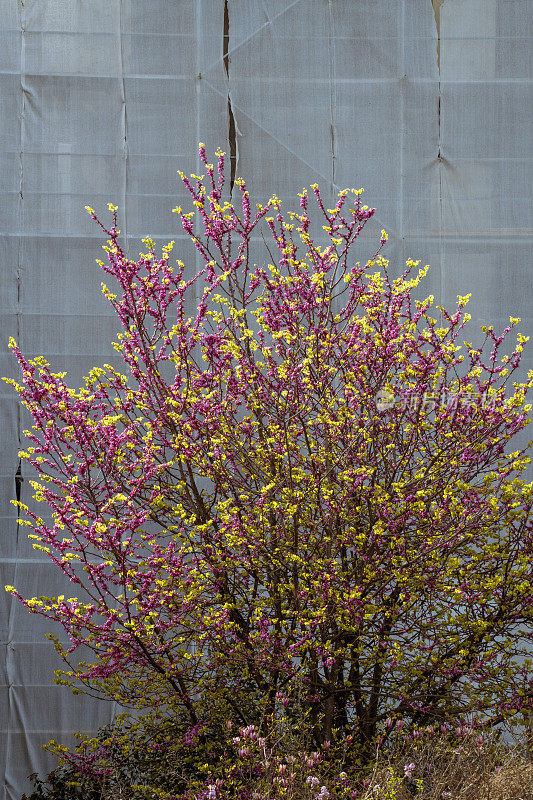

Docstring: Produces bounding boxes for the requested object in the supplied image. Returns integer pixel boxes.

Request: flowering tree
[5,145,533,775]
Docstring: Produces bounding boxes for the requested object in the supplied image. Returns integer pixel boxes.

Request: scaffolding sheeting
[0,1,531,797]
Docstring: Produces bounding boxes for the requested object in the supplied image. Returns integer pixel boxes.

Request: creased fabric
[0,1,531,797]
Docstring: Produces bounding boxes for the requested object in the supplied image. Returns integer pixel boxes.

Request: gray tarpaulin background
[0,0,531,797]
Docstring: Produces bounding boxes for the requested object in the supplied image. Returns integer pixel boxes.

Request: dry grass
[487,761,533,800]
[93,723,533,800]
[359,720,533,800]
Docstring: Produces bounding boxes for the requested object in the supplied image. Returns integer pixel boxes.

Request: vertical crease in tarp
[119,0,128,249]
[432,0,445,319]
[223,0,238,196]
[431,0,446,73]
[327,0,336,191]
[207,0,303,72]
[260,0,272,26]
[399,1,406,241]
[197,76,337,195]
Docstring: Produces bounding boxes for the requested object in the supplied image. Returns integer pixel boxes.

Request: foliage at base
[22,712,533,800]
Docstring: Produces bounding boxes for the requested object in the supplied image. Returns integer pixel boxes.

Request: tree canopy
[6,146,533,777]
